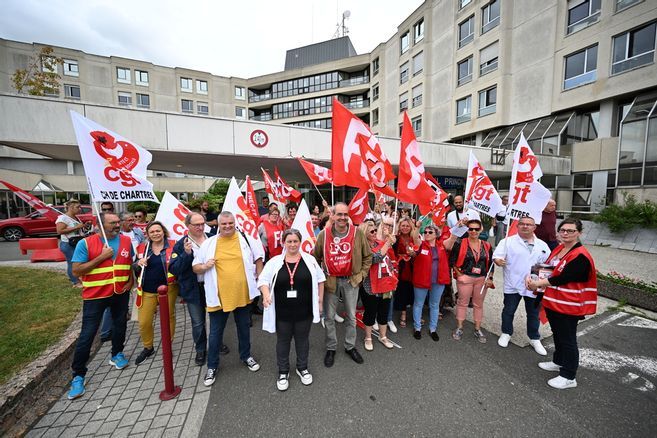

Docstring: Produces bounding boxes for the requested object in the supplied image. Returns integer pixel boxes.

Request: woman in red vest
[448,219,495,343]
[392,218,420,328]
[135,221,178,366]
[527,218,597,390]
[359,221,398,350]
[411,224,456,341]
[258,207,284,261]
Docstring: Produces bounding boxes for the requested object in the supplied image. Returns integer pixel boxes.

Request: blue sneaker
[109,352,129,370]
[68,376,85,400]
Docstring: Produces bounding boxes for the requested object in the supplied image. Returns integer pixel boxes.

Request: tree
[11,46,63,96]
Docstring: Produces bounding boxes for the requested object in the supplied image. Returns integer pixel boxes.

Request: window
[457,56,473,86]
[414,18,425,44]
[135,70,149,86]
[116,67,131,84]
[400,91,409,112]
[41,56,57,73]
[413,51,424,76]
[197,80,208,94]
[235,86,246,99]
[456,96,472,124]
[400,61,410,84]
[616,0,643,12]
[136,93,150,108]
[235,106,246,119]
[372,84,379,101]
[460,0,472,9]
[478,86,497,117]
[372,58,380,76]
[564,45,598,89]
[412,116,422,136]
[412,84,423,107]
[372,108,379,125]
[480,41,499,75]
[197,102,209,115]
[180,77,193,92]
[567,0,601,35]
[482,0,500,34]
[118,91,131,106]
[64,84,80,99]
[400,32,410,54]
[612,22,656,75]
[63,59,79,77]
[459,15,475,48]
[181,99,193,113]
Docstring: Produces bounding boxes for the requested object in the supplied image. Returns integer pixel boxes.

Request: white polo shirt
[493,234,550,297]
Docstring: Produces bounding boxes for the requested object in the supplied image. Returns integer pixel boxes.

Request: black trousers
[546,308,581,380]
[276,317,312,374]
[362,293,391,326]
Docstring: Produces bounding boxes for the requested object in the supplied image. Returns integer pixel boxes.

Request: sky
[1,0,425,78]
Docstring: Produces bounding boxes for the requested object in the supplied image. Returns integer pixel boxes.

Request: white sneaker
[497,333,511,348]
[334,314,345,323]
[373,322,379,331]
[277,373,289,391]
[538,361,561,372]
[387,321,398,333]
[529,339,547,356]
[244,357,260,372]
[548,375,577,389]
[296,369,313,386]
[203,368,217,386]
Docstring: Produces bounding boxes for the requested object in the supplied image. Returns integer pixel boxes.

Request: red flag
[507,219,518,237]
[421,173,451,227]
[348,188,369,225]
[274,167,302,203]
[331,99,371,188]
[245,176,261,227]
[357,130,396,197]
[397,112,436,208]
[297,158,333,185]
[0,180,60,221]
[262,168,283,202]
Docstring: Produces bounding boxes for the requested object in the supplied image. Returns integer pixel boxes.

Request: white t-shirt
[55,214,81,242]
[492,234,550,296]
[121,230,139,253]
[446,208,481,234]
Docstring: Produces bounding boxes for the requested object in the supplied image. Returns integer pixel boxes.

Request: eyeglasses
[468,228,481,232]
[189,223,205,227]
[518,223,535,227]
[423,230,435,234]
[558,228,578,234]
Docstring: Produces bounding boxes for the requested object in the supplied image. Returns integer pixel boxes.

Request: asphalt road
[0,240,30,261]
[200,310,657,437]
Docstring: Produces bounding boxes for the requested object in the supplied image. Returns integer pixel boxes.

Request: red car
[0,205,96,241]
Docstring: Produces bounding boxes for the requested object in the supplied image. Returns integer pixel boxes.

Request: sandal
[379,337,394,349]
[399,318,406,328]
[364,338,373,351]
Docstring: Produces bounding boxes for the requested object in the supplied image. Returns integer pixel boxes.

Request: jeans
[71,292,129,377]
[324,278,359,351]
[413,284,444,332]
[276,317,312,373]
[207,305,251,370]
[186,301,207,354]
[501,293,540,339]
[59,241,78,285]
[100,308,113,339]
[546,309,581,380]
[387,295,394,322]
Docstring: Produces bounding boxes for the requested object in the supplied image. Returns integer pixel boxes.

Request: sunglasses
[468,228,481,232]
[423,230,435,234]
[101,208,113,212]
[369,230,377,234]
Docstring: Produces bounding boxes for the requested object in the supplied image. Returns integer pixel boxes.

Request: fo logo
[90,131,141,187]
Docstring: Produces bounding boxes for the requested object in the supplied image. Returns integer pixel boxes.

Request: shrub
[597,270,657,295]
[593,192,657,233]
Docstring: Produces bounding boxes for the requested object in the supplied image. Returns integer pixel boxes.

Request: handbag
[68,235,85,248]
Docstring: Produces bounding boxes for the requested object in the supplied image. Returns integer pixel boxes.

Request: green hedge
[593,193,657,233]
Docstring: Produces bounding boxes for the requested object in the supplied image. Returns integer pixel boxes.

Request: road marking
[617,315,657,330]
[544,312,625,349]
[621,372,656,392]
[579,348,657,394]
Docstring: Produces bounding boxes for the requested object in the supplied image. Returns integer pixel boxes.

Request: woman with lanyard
[134,221,178,366]
[527,218,597,389]
[55,199,91,288]
[258,229,325,391]
[392,217,420,329]
[359,220,397,350]
[448,219,494,343]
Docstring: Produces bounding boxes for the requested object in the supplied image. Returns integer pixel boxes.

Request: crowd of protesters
[64,194,596,399]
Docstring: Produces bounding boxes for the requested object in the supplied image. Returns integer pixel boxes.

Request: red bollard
[157,285,182,401]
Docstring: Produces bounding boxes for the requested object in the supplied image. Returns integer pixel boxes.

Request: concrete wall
[572,137,619,172]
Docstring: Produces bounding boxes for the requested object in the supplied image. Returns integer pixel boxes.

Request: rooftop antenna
[333,10,351,38]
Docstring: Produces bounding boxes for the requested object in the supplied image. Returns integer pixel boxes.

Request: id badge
[471,267,482,274]
[287,290,297,299]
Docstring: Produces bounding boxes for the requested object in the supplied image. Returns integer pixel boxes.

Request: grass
[0,267,81,385]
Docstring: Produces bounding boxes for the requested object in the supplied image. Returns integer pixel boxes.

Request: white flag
[223,177,260,240]
[464,151,505,218]
[70,111,158,203]
[290,199,317,254]
[507,133,552,224]
[154,191,194,241]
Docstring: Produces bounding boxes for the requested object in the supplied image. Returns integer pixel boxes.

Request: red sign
[250,130,268,148]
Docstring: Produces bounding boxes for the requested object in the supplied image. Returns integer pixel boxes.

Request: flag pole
[479,207,511,295]
[87,178,110,246]
[331,183,334,206]
[392,197,399,235]
[312,183,327,205]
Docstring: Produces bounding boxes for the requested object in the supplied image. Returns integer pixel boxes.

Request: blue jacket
[168,235,205,305]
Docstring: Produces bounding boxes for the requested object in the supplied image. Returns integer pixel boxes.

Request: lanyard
[470,241,482,265]
[285,259,300,289]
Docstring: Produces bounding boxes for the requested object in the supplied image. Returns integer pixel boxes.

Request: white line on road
[544,312,626,349]
[617,315,657,330]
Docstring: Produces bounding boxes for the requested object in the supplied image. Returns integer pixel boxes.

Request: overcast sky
[1,0,424,78]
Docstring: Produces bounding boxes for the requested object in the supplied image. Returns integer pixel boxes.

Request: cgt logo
[90,131,141,187]
[172,202,191,237]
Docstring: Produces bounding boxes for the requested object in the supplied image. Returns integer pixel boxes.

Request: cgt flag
[464,151,505,218]
[70,111,158,203]
[507,133,552,224]
[223,177,261,240]
[0,180,60,221]
[154,191,199,241]
[245,176,261,227]
[297,158,333,185]
[290,199,317,254]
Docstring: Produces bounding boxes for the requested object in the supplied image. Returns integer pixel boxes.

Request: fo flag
[297,158,332,185]
[464,151,505,218]
[507,133,552,224]
[290,199,317,254]
[331,99,372,188]
[0,180,60,221]
[154,192,197,241]
[223,177,260,240]
[357,130,396,197]
[70,111,157,203]
[262,168,283,202]
[348,188,370,225]
[245,176,261,227]
[397,112,435,208]
[274,167,302,203]
[421,173,451,227]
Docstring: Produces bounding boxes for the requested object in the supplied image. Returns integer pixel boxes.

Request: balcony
[343,99,370,110]
[250,114,272,122]
[249,92,272,103]
[248,76,370,104]
[339,76,370,87]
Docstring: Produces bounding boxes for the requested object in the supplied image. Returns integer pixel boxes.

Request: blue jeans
[207,305,251,369]
[387,295,394,322]
[501,293,540,340]
[59,241,78,284]
[413,284,445,332]
[71,292,129,377]
[100,308,112,339]
[186,301,207,354]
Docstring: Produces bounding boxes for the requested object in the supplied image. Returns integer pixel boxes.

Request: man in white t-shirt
[119,212,145,252]
[492,216,550,355]
[446,195,481,238]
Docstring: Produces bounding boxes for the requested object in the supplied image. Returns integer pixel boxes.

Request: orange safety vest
[135,240,177,307]
[543,244,597,316]
[80,234,133,300]
[263,220,284,258]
